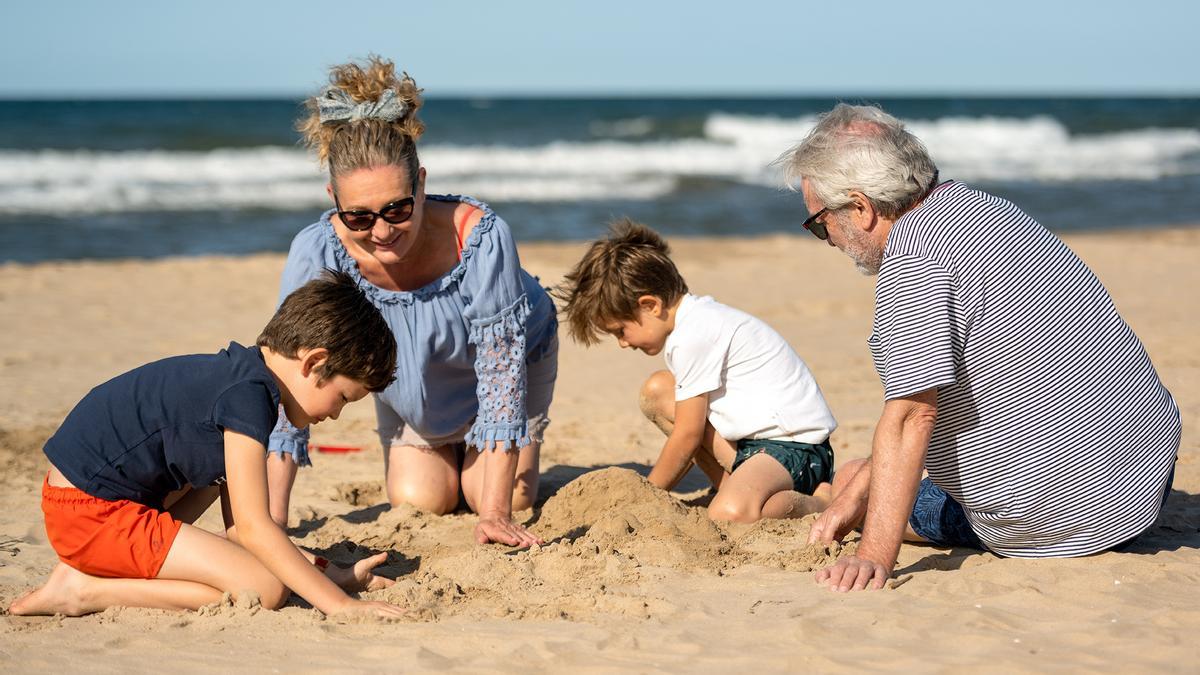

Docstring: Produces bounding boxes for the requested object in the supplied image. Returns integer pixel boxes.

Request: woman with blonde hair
[268,56,557,547]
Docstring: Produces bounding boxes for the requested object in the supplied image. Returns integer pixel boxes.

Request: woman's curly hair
[297,55,425,183]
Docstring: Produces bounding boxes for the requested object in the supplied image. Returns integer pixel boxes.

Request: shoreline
[4,222,1200,269]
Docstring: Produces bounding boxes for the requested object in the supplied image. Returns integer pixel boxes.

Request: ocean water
[1,97,1198,262]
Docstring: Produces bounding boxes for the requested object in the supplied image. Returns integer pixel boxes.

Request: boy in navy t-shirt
[10,271,405,619]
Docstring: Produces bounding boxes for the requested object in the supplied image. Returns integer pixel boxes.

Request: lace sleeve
[267,405,311,465]
[464,296,531,452]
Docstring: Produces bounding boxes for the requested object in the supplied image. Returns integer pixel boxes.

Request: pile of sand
[292,468,846,622]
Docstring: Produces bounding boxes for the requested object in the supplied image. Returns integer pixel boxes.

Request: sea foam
[2,114,1197,214]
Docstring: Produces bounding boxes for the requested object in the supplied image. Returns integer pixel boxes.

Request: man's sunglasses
[334,178,419,231]
[802,207,830,240]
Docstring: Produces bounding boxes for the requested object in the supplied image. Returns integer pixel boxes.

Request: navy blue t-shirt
[44,342,280,508]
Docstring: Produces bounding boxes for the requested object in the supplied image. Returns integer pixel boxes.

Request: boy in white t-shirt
[555,219,837,523]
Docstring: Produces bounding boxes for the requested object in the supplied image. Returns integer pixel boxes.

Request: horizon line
[2,88,1200,102]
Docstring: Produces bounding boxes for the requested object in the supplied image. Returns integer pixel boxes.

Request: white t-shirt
[664,294,836,444]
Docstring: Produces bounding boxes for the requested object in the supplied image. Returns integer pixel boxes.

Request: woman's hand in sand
[330,598,408,619]
[325,552,395,593]
[814,554,892,592]
[475,513,544,548]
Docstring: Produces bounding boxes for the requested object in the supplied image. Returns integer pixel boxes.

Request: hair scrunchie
[317,86,407,124]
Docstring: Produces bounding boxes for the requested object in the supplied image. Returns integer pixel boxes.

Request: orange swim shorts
[41,474,182,579]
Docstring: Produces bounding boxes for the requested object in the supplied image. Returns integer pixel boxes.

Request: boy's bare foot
[8,562,92,616]
[811,482,833,509]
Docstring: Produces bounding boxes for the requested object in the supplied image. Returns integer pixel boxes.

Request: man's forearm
[856,394,937,569]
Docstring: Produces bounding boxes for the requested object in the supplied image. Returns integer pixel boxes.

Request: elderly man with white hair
[777,104,1180,592]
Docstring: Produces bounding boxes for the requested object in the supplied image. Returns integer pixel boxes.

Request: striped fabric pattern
[869,182,1181,557]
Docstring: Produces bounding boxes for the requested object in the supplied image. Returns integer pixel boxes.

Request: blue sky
[4,0,1198,97]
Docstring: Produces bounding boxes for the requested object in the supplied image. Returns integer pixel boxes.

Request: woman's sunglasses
[334,178,419,231]
[802,207,830,240]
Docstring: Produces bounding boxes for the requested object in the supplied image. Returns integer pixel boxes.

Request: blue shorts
[908,479,985,549]
[909,466,1176,552]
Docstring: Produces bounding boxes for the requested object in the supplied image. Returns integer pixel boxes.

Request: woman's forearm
[478,446,520,518]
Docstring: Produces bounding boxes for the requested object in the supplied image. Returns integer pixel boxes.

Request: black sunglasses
[802,207,830,240]
[333,177,419,231]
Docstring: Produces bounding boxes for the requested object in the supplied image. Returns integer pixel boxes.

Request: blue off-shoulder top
[267,194,558,455]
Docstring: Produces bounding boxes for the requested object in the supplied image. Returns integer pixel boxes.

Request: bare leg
[266,452,299,527]
[639,370,728,488]
[690,443,727,489]
[9,523,287,616]
[384,443,460,514]
[707,453,799,523]
[8,562,221,616]
[639,369,678,436]
[762,482,831,519]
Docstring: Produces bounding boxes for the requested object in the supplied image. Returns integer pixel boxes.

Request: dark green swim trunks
[730,438,834,495]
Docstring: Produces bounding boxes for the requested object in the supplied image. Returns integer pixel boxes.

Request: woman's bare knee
[385,444,460,514]
[388,481,458,515]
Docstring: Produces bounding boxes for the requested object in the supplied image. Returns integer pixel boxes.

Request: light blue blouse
[267,194,558,455]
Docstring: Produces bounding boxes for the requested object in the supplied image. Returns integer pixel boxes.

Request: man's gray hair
[774,104,938,219]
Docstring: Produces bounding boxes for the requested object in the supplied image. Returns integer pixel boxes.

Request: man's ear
[299,347,331,379]
[636,295,664,317]
[326,182,335,201]
[846,191,877,231]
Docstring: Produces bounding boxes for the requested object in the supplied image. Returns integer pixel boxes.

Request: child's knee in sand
[707,451,802,523]
[160,525,290,609]
[639,370,676,433]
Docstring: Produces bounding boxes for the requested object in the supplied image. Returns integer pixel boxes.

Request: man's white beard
[835,217,882,276]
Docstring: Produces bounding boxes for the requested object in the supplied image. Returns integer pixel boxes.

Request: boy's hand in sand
[814,554,891,592]
[331,598,408,619]
[475,514,544,548]
[325,552,395,593]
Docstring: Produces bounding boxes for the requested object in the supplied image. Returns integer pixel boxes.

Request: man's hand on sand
[815,554,892,592]
[475,515,543,548]
[807,494,866,545]
[325,551,394,593]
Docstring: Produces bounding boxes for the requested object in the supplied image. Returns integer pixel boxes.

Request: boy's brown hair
[554,218,689,345]
[257,270,397,392]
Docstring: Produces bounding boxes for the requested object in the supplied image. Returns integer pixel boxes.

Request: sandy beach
[1,228,1197,672]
